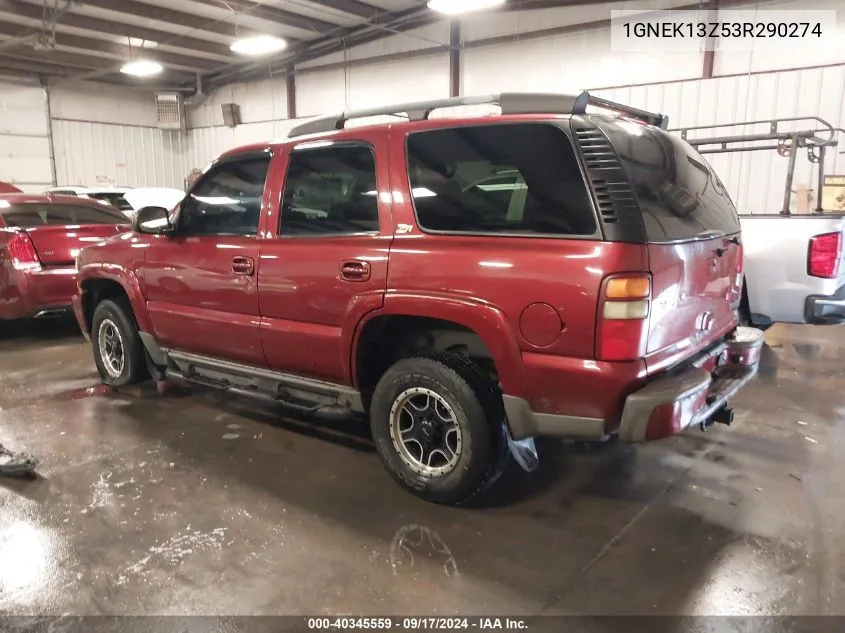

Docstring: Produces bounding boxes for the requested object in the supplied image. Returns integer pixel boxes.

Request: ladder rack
[286,91,670,138]
[669,117,844,215]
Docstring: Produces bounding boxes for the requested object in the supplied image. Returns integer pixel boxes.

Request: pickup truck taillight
[6,233,41,271]
[596,274,651,362]
[808,232,842,279]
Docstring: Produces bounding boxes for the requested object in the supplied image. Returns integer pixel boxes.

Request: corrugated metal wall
[592,66,845,215]
[51,120,186,189]
[183,119,302,174]
[0,79,53,192]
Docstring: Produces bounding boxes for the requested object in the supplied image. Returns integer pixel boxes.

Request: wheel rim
[389,387,463,477]
[97,318,125,379]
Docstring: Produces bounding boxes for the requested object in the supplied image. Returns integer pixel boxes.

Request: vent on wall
[221,102,241,128]
[155,92,185,130]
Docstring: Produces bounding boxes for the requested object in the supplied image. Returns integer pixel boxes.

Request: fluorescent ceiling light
[120,59,163,77]
[230,34,287,56]
[427,0,505,15]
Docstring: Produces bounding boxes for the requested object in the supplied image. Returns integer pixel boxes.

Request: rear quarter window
[595,118,741,242]
[0,203,130,227]
[406,123,598,237]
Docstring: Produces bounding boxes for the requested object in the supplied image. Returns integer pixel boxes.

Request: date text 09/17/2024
[307,617,528,630]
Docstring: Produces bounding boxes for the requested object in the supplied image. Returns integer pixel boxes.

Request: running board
[165,350,364,416]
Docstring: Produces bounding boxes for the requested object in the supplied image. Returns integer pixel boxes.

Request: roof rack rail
[286,91,669,138]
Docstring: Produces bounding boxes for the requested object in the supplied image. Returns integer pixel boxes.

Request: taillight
[596,274,651,362]
[808,232,842,279]
[6,233,41,271]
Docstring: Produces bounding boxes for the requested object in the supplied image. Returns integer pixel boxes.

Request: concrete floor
[1,318,844,618]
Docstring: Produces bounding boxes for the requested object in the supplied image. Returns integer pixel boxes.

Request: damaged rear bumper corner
[618,328,763,443]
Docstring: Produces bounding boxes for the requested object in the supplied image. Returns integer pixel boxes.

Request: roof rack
[286,91,669,138]
[669,116,844,216]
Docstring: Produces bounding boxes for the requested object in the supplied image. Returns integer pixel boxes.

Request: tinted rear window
[596,119,741,242]
[406,123,597,237]
[1,203,129,227]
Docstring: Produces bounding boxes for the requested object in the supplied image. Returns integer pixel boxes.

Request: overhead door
[0,79,53,192]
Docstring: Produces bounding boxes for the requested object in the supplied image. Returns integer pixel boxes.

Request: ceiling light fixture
[427,0,506,15]
[230,34,288,56]
[120,59,163,77]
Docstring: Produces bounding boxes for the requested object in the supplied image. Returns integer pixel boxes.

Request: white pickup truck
[673,117,845,326]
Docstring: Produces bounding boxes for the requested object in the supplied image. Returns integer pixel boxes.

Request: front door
[144,150,272,367]
[257,132,393,384]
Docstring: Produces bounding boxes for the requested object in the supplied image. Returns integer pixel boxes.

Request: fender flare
[347,293,526,398]
[77,263,152,333]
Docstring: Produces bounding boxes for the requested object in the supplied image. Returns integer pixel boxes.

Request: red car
[73,92,762,504]
[0,193,130,322]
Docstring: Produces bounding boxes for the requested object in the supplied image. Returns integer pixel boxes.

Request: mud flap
[506,429,539,473]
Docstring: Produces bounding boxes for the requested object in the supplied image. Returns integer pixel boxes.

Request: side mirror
[133,206,173,234]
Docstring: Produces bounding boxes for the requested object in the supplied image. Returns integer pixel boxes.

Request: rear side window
[280,144,379,236]
[406,123,597,237]
[596,120,741,242]
[1,203,129,227]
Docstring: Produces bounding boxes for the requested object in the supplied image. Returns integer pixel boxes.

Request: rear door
[257,131,392,383]
[0,201,129,266]
[596,119,743,367]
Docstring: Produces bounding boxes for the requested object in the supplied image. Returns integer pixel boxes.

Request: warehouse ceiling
[0,0,579,90]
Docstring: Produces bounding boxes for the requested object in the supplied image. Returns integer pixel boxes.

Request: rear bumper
[0,267,77,320]
[504,327,763,443]
[805,284,845,324]
[618,327,763,442]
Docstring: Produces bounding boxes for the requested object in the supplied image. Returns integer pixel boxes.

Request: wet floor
[1,317,845,617]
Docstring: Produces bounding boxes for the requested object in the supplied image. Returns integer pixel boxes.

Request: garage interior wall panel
[49,81,159,127]
[463,27,701,95]
[51,120,186,189]
[187,77,288,129]
[183,118,303,174]
[714,0,845,75]
[0,79,52,192]
[49,82,187,189]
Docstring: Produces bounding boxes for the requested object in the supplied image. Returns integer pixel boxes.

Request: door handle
[232,256,255,276]
[339,260,371,282]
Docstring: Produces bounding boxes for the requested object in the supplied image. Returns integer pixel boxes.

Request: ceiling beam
[204,4,433,84]
[0,0,233,58]
[0,56,78,76]
[0,49,197,82]
[0,49,119,70]
[216,0,339,33]
[75,0,332,37]
[312,0,382,19]
[0,24,220,71]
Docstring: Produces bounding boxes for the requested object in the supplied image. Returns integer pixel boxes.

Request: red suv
[73,92,762,504]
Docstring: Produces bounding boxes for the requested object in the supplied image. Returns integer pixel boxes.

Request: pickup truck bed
[741,213,845,325]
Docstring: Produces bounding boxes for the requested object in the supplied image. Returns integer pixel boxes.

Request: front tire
[91,299,149,386]
[369,352,507,505]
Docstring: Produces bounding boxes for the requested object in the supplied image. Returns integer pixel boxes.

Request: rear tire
[91,299,149,386]
[369,351,508,505]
